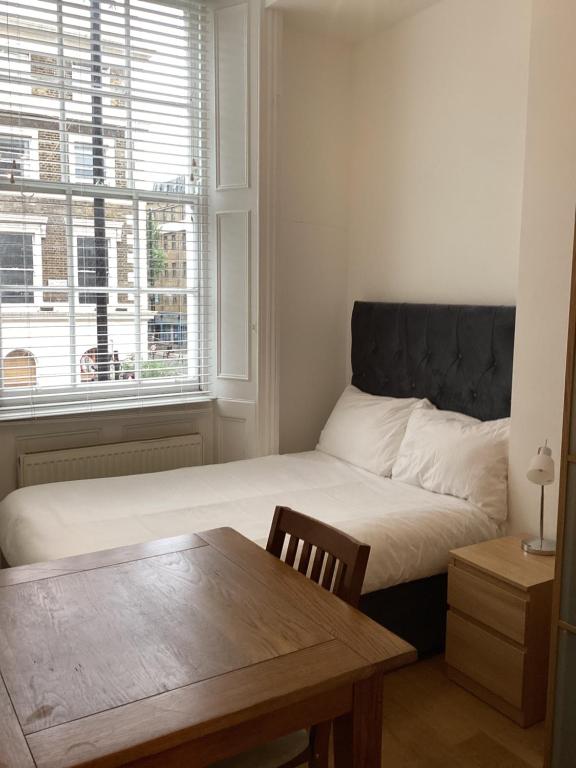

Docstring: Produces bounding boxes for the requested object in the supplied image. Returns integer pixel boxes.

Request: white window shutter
[210,0,261,460]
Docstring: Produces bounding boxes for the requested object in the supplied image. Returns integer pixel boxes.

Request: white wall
[275,0,576,542]
[347,0,532,314]
[508,0,576,540]
[276,0,538,461]
[277,20,351,453]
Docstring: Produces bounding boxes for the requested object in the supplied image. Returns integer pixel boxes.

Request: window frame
[70,135,116,185]
[0,218,46,306]
[72,223,121,307]
[0,0,210,417]
[0,232,35,304]
[0,128,40,182]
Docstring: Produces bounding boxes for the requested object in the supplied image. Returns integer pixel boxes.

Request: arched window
[3,349,36,388]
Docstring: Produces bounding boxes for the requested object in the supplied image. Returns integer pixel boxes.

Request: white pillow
[317,386,426,476]
[391,407,510,522]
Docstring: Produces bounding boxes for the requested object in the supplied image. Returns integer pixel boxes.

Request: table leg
[333,672,384,768]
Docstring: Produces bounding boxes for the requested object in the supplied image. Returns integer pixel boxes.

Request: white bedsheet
[0,451,502,593]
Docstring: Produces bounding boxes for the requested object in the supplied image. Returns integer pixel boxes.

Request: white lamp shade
[527,445,555,486]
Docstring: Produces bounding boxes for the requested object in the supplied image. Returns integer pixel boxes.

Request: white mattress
[0,451,502,593]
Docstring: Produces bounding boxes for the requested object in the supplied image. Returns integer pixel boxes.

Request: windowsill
[0,394,216,425]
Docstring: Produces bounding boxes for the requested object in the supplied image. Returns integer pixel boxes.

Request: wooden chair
[266,506,370,608]
[212,507,371,768]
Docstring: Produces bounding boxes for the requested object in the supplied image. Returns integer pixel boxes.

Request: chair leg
[277,746,309,768]
[310,723,331,768]
[275,723,332,768]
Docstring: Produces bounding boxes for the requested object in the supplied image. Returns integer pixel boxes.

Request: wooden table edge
[0,670,36,768]
[375,646,418,672]
[25,639,375,768]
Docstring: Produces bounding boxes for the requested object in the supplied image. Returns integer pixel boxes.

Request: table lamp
[522,441,556,556]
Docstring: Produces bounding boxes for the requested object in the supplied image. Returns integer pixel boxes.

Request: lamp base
[521,538,556,556]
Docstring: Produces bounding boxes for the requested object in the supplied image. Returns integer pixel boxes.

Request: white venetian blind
[0,0,211,419]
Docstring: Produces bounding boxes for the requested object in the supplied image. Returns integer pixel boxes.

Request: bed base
[360,573,448,658]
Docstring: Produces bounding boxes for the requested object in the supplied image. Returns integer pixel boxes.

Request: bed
[0,301,516,655]
[0,451,501,588]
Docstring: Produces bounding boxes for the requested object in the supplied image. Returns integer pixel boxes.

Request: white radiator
[18,434,203,487]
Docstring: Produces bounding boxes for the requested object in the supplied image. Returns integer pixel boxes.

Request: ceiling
[264,0,442,42]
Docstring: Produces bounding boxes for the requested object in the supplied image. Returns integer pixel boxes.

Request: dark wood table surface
[0,528,416,768]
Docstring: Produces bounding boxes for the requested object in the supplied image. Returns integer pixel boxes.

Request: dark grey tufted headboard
[351,302,516,421]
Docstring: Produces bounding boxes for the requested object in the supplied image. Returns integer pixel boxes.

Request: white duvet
[0,451,501,593]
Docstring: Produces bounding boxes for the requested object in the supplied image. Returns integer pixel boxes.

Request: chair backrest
[266,506,370,608]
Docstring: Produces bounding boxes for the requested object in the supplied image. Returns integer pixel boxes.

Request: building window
[77,236,108,304]
[72,138,114,184]
[0,233,34,303]
[0,0,210,419]
[0,136,31,181]
[3,350,36,388]
[74,143,94,179]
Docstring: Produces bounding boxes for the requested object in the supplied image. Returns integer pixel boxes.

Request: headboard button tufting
[350,302,515,421]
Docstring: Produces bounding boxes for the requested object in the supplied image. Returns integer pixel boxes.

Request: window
[0,136,31,181]
[0,234,34,303]
[74,143,93,179]
[77,236,108,304]
[0,0,210,419]
[72,137,115,184]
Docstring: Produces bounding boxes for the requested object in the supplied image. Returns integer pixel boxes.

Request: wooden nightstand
[445,536,555,727]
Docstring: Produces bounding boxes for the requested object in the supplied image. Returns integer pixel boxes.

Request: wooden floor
[372,656,546,768]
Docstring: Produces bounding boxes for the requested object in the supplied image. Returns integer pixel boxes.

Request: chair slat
[310,547,325,584]
[322,553,337,591]
[266,506,370,607]
[333,560,347,596]
[297,540,313,575]
[285,534,299,567]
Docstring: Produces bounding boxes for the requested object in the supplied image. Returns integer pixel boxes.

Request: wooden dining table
[0,528,416,768]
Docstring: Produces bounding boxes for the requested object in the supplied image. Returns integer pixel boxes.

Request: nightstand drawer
[448,564,527,644]
[446,612,525,708]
